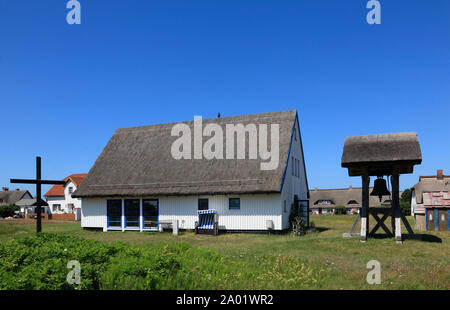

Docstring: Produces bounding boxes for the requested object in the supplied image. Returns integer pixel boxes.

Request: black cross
[10,157,66,233]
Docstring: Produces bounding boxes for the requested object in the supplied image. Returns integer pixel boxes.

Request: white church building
[73,110,309,232]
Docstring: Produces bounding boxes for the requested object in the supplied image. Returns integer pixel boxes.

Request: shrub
[400,201,411,215]
[291,216,308,236]
[100,245,181,289]
[0,233,326,290]
[334,205,347,215]
[401,188,412,204]
[0,204,19,218]
[0,233,187,290]
[0,233,125,289]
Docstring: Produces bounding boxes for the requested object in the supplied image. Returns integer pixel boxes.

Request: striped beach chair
[195,209,219,235]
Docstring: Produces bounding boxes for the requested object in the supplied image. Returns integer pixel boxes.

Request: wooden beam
[349,214,361,234]
[401,212,415,236]
[360,175,370,242]
[391,174,402,243]
[369,212,393,237]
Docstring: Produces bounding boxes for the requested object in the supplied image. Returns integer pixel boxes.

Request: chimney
[2,187,8,191]
[437,169,444,180]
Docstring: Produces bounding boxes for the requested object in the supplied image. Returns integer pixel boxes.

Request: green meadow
[0,215,448,290]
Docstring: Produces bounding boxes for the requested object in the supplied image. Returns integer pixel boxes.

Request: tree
[334,205,347,215]
[401,188,412,203]
[0,204,19,218]
[400,188,412,215]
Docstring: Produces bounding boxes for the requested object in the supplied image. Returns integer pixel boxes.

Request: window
[143,199,159,229]
[67,203,74,213]
[198,198,209,210]
[294,128,297,141]
[296,159,299,177]
[198,198,209,211]
[292,157,294,176]
[317,200,332,205]
[229,198,240,210]
[68,187,73,195]
[107,200,122,228]
[52,204,61,212]
[125,199,140,228]
[283,200,287,213]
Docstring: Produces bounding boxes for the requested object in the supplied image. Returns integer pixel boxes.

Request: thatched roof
[15,198,37,207]
[412,175,450,204]
[341,132,422,176]
[73,110,304,198]
[0,190,32,206]
[309,187,393,208]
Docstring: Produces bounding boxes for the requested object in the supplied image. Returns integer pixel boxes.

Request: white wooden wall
[280,116,309,229]
[81,198,107,228]
[81,193,282,231]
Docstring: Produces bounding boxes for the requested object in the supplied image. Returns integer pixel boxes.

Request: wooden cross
[10,157,66,233]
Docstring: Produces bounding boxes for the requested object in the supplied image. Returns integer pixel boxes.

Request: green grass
[0,215,448,289]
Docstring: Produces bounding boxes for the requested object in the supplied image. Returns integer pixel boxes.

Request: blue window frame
[229,198,240,210]
[143,199,159,229]
[107,199,122,228]
[125,199,140,228]
[198,198,209,211]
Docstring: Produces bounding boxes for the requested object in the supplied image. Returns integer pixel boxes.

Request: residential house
[411,169,450,231]
[0,188,33,215]
[44,174,87,220]
[73,110,309,232]
[309,186,393,215]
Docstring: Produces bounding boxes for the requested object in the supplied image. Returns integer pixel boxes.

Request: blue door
[143,199,159,230]
[125,199,140,228]
[107,200,122,228]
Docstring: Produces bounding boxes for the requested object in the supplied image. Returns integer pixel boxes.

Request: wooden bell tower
[341,133,422,243]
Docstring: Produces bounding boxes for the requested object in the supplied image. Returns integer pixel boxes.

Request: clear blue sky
[1,0,449,196]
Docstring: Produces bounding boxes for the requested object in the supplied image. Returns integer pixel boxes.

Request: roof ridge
[115,110,297,132]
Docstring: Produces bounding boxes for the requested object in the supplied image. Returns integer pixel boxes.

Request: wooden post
[360,175,370,242]
[391,174,402,243]
[36,157,42,233]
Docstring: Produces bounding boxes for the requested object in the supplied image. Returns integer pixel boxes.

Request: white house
[73,110,309,232]
[0,188,33,216]
[411,169,450,231]
[44,174,87,219]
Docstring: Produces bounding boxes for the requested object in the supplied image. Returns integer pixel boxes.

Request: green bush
[0,233,184,290]
[289,203,309,236]
[334,205,347,215]
[0,233,324,290]
[100,245,181,289]
[0,204,19,218]
[0,233,124,289]
[400,201,411,215]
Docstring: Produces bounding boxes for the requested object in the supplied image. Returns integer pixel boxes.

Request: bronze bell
[370,177,390,202]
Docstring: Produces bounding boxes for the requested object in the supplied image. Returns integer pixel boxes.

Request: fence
[27,213,75,221]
